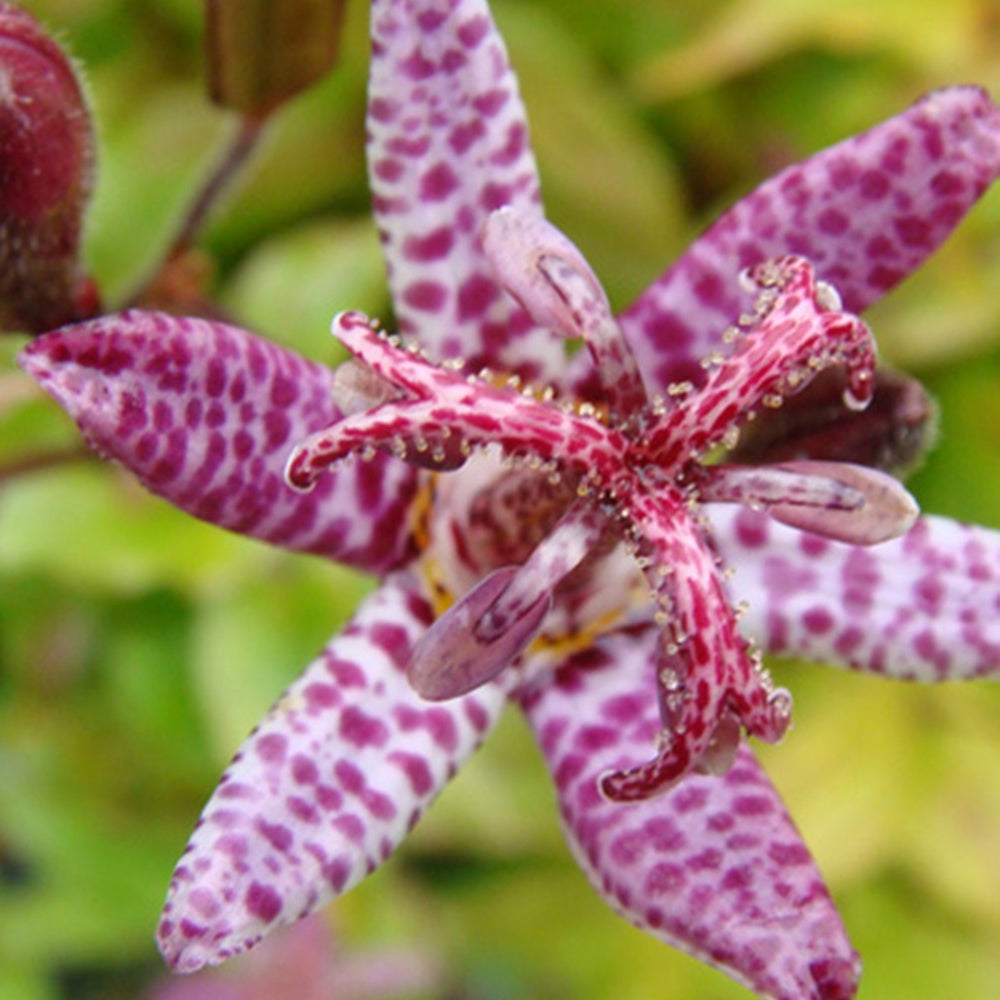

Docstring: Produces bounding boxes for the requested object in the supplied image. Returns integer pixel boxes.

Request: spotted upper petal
[158,570,506,972]
[19,311,418,574]
[517,630,859,1000]
[714,507,1000,680]
[368,0,564,380]
[616,86,1000,392]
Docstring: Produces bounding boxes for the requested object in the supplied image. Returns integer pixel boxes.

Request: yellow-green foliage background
[2,1,1000,998]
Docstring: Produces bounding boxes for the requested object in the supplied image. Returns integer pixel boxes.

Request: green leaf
[632,0,989,101]
[906,351,1000,528]
[191,559,372,759]
[223,216,388,361]
[0,463,264,594]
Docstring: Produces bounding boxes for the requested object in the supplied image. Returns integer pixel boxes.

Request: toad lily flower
[18,0,1000,998]
[284,213,916,804]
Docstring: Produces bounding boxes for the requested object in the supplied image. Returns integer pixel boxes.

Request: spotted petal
[618,86,1000,391]
[714,507,1000,680]
[517,630,859,1000]
[19,311,418,573]
[368,0,564,380]
[157,570,506,972]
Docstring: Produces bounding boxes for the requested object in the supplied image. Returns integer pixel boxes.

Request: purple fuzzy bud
[0,2,97,333]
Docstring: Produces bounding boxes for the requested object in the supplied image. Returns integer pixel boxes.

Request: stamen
[482,207,648,418]
[474,502,608,643]
[762,460,919,544]
[693,461,917,544]
[408,565,551,700]
[694,463,866,511]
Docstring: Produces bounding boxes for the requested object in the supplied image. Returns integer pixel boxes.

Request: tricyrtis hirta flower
[284,209,916,804]
[17,0,1000,998]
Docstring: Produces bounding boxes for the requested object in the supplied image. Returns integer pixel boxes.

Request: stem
[0,445,92,485]
[128,113,266,307]
[165,114,265,262]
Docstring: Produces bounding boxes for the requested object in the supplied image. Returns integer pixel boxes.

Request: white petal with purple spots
[518,628,860,1000]
[715,507,1000,680]
[158,570,506,971]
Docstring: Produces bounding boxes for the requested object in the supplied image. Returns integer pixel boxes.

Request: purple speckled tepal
[17,0,1000,997]
[22,311,418,573]
[155,570,504,970]
[614,86,1000,394]
[367,0,562,382]
[518,635,859,1000]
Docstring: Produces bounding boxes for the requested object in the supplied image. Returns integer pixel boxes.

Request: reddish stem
[0,445,92,484]
[128,113,265,308]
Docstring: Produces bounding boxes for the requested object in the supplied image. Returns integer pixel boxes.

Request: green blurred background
[2,1,1000,998]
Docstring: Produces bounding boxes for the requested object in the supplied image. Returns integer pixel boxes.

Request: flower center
[285,207,917,801]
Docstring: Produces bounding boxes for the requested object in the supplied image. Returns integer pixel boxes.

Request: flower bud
[0,3,96,333]
[205,0,346,118]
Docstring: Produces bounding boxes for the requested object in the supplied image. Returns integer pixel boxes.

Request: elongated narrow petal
[713,507,1000,680]
[618,87,1000,390]
[368,0,564,380]
[19,311,417,573]
[517,632,859,1000]
[158,570,507,972]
